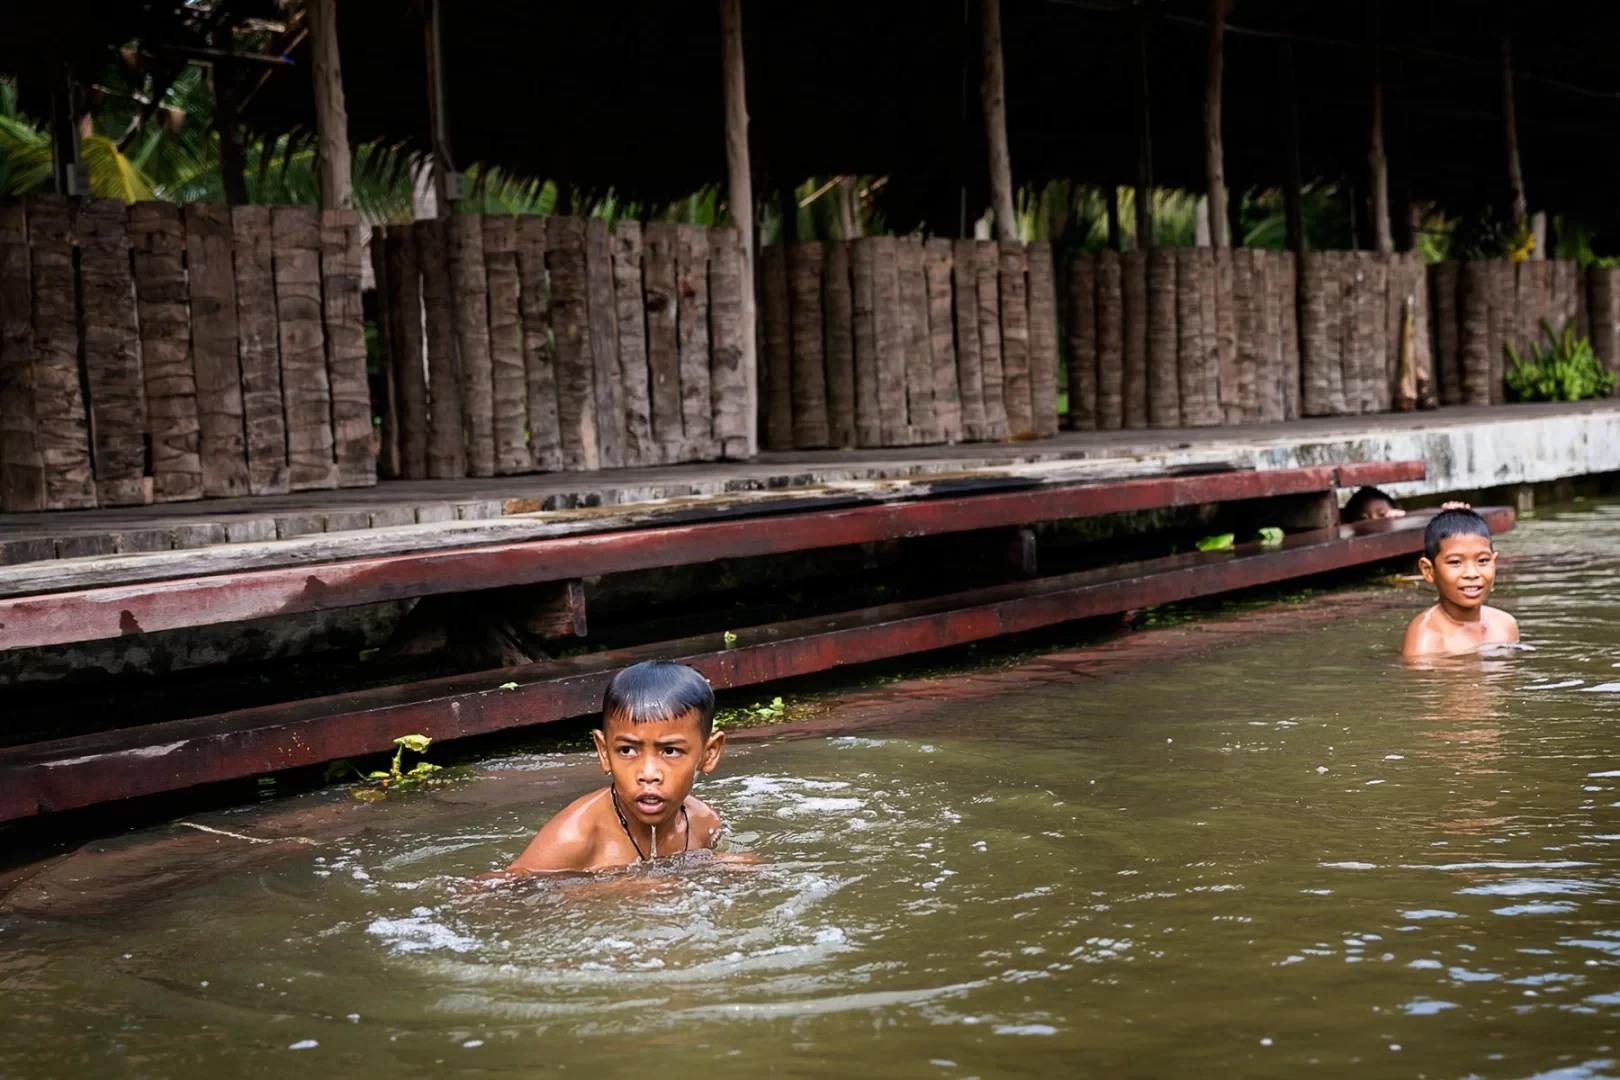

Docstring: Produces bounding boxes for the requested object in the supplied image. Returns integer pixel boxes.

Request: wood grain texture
[898,237,937,443]
[788,241,830,448]
[271,206,337,490]
[1429,262,1460,405]
[0,202,42,514]
[821,239,857,448]
[369,226,399,479]
[1065,251,1097,431]
[974,239,1008,439]
[231,206,288,494]
[129,202,201,502]
[1492,259,1519,406]
[481,214,531,475]
[1198,247,1223,423]
[585,217,626,468]
[952,239,988,440]
[546,216,599,472]
[320,210,376,487]
[0,201,43,511]
[1277,251,1300,420]
[1458,260,1492,406]
[1231,249,1260,424]
[1121,249,1148,428]
[416,221,465,477]
[1589,266,1620,376]
[1025,241,1060,438]
[448,213,495,476]
[1145,244,1179,428]
[1256,251,1285,423]
[1091,249,1125,433]
[26,197,95,509]
[998,241,1034,438]
[759,242,793,451]
[850,238,884,447]
[611,220,654,466]
[924,238,964,442]
[707,226,750,458]
[183,203,250,499]
[643,223,683,461]
[515,216,561,472]
[1172,247,1205,427]
[675,225,714,459]
[385,227,429,478]
[1298,252,1342,416]
[1356,252,1387,415]
[78,200,150,505]
[872,237,910,445]
[1213,248,1239,422]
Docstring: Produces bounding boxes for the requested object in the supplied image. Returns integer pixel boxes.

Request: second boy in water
[1401,508,1519,658]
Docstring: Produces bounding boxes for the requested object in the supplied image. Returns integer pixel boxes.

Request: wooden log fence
[373,214,751,478]
[1429,257,1598,406]
[0,196,375,513]
[758,237,1059,449]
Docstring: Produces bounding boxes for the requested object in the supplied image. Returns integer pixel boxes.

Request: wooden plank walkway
[0,506,1513,822]
[0,401,1598,571]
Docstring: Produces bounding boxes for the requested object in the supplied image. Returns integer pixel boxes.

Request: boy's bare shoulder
[1401,604,1444,656]
[685,795,726,850]
[1484,604,1520,639]
[507,788,610,874]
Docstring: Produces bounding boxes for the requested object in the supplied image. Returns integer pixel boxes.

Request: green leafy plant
[1504,319,1618,403]
[1196,533,1235,552]
[723,630,738,648]
[329,734,443,801]
[1255,527,1285,546]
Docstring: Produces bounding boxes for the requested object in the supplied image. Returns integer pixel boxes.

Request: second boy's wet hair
[1424,508,1493,561]
[1344,486,1397,522]
[602,660,717,737]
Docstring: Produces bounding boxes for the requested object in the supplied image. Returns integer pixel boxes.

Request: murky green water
[5,503,1620,1078]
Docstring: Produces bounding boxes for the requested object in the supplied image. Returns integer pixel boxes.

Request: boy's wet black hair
[1343,486,1398,522]
[1424,508,1493,561]
[602,660,717,737]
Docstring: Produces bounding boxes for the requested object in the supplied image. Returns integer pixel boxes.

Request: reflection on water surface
[4,502,1620,1077]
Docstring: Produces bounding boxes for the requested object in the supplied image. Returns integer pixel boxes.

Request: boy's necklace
[609,786,690,862]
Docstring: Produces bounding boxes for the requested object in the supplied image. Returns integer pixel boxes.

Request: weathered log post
[719,0,758,456]
[1146,245,1179,427]
[981,0,1018,241]
[1204,0,1233,249]
[1095,249,1125,430]
[306,0,352,210]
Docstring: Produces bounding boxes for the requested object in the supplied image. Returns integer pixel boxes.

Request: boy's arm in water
[502,790,604,875]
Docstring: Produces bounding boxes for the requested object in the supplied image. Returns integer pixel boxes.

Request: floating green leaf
[723,630,738,648]
[394,734,433,754]
[1196,533,1235,552]
[1256,527,1285,546]
[498,681,519,690]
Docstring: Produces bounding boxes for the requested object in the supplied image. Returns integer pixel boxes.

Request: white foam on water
[1525,680,1585,691]
[367,915,480,955]
[1580,683,1620,693]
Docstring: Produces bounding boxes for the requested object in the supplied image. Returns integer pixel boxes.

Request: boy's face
[1419,533,1497,612]
[1362,498,1400,520]
[592,709,725,828]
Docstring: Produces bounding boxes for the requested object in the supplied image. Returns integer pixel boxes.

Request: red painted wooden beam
[0,505,1506,823]
[0,463,1400,651]
[1335,461,1427,488]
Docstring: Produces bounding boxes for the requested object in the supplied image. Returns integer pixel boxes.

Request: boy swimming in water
[1401,508,1519,658]
[505,660,727,874]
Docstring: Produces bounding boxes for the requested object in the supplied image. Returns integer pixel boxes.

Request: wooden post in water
[718,0,757,456]
[980,0,1017,241]
[306,0,352,210]
[1204,0,1232,249]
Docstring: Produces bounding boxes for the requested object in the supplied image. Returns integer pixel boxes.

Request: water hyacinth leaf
[394,734,433,753]
[367,770,391,780]
[1257,527,1285,546]
[1197,533,1236,552]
